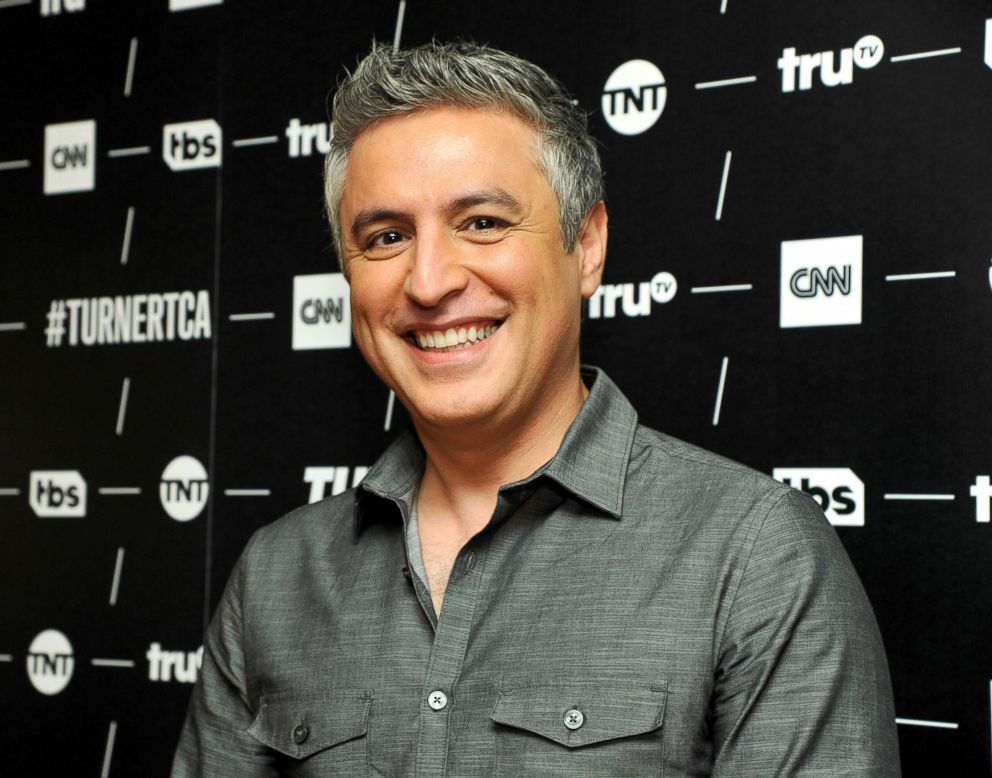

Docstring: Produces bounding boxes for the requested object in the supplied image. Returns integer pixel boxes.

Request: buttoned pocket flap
[247,691,372,759]
[490,683,667,748]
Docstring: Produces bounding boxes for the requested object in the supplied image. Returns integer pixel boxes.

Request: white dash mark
[384,389,396,431]
[228,312,275,321]
[720,0,728,13]
[0,488,21,496]
[0,0,32,8]
[120,207,135,266]
[885,271,956,282]
[895,717,959,729]
[116,377,130,437]
[0,159,30,171]
[890,47,962,63]
[695,75,757,90]
[223,489,272,497]
[987,21,992,68]
[393,0,407,51]
[124,37,138,97]
[109,547,125,607]
[98,487,142,495]
[715,150,732,221]
[0,322,27,331]
[883,493,955,501]
[91,659,136,668]
[107,146,151,158]
[691,284,753,294]
[101,721,118,778]
[0,654,12,662]
[232,135,279,147]
[712,357,729,426]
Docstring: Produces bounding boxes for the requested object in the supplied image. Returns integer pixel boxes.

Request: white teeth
[414,322,500,351]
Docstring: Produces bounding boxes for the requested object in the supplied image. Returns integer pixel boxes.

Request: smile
[410,321,502,352]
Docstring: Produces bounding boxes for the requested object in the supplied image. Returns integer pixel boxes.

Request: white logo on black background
[779,35,884,93]
[286,118,332,157]
[303,466,369,503]
[146,643,202,683]
[602,60,667,136]
[292,274,352,350]
[27,630,74,695]
[160,456,209,521]
[774,468,865,526]
[40,0,85,15]
[169,0,222,10]
[780,235,862,328]
[972,475,991,523]
[163,120,222,171]
[985,18,992,71]
[29,471,86,517]
[588,272,677,319]
[44,120,95,195]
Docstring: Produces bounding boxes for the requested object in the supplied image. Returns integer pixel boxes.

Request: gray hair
[324,40,604,265]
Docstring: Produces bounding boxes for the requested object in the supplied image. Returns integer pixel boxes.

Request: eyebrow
[349,188,524,239]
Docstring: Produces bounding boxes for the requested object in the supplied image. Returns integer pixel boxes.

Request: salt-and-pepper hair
[324,40,604,265]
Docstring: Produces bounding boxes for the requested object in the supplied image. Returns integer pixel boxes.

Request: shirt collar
[354,365,638,536]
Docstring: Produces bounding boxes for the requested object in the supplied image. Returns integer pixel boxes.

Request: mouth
[407,320,503,352]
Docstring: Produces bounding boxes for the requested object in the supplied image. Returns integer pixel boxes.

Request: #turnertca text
[45,290,211,347]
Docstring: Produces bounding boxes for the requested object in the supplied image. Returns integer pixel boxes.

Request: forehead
[341,106,548,209]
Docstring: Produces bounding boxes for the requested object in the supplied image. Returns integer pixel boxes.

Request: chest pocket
[247,690,372,777]
[490,682,667,777]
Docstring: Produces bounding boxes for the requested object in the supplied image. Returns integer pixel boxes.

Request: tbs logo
[163,120,222,171]
[773,468,865,527]
[29,471,86,517]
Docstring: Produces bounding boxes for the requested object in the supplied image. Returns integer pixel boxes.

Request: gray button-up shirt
[172,367,900,777]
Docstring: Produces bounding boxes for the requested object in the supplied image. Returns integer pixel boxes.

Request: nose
[403,228,470,308]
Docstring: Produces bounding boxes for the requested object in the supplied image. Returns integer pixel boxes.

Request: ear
[575,201,608,299]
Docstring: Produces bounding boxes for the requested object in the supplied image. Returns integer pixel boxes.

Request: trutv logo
[779,35,885,93]
[40,0,85,15]
[163,120,222,171]
[774,468,865,527]
[588,272,676,319]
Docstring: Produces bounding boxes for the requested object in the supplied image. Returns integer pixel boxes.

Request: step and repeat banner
[1,0,990,774]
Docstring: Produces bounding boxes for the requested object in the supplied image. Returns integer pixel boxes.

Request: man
[173,41,899,776]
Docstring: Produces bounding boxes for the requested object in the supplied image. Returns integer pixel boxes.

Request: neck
[412,367,588,534]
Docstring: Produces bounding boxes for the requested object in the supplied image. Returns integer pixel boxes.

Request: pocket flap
[247,691,372,759]
[490,682,667,748]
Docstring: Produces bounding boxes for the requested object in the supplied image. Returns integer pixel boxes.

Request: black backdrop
[1,0,990,775]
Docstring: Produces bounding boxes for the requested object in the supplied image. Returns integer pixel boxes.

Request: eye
[465,216,503,231]
[367,230,406,248]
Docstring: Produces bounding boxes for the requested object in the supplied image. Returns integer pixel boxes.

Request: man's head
[325,40,604,264]
[327,42,608,436]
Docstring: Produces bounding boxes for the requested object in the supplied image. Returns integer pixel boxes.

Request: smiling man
[173,42,900,777]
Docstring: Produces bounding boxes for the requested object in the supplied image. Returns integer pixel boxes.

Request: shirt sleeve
[171,532,277,777]
[710,489,901,777]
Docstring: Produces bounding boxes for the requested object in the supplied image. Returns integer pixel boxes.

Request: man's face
[339,106,604,433]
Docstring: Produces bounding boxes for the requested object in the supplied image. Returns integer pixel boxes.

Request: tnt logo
[26,630,74,695]
[602,60,667,136]
[163,120,222,171]
[44,120,95,195]
[292,273,352,350]
[286,118,332,157]
[146,643,202,683]
[40,0,85,15]
[780,235,863,328]
[774,468,865,527]
[160,456,209,521]
[169,0,223,10]
[29,471,86,517]
[779,35,884,93]
[588,272,677,319]
[304,466,369,503]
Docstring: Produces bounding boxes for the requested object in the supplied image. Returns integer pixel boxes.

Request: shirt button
[564,709,584,730]
[292,724,309,744]
[428,690,448,711]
